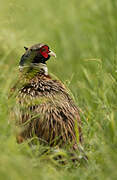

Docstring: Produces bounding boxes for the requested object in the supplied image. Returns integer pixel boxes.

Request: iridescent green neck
[19,63,48,76]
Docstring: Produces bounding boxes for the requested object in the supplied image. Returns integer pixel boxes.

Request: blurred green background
[0,0,117,179]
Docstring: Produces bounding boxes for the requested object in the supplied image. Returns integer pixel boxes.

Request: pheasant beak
[48,50,56,58]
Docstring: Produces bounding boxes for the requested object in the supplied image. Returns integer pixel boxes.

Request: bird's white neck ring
[19,63,48,75]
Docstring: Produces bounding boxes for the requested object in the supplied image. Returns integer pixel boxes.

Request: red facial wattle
[39,45,50,58]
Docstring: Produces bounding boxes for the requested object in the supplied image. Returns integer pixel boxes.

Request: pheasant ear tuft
[24,46,28,51]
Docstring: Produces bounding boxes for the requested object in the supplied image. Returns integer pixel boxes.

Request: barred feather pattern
[13,72,82,149]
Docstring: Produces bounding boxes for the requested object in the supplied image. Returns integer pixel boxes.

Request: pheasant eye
[40,45,49,58]
[41,48,46,52]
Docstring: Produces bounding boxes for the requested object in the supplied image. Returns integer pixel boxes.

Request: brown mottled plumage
[11,43,82,150]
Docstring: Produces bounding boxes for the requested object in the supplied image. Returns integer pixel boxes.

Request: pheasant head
[19,43,56,75]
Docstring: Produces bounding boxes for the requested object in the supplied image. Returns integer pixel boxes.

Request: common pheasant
[11,43,82,150]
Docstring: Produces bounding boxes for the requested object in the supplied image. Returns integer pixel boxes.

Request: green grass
[0,0,117,179]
